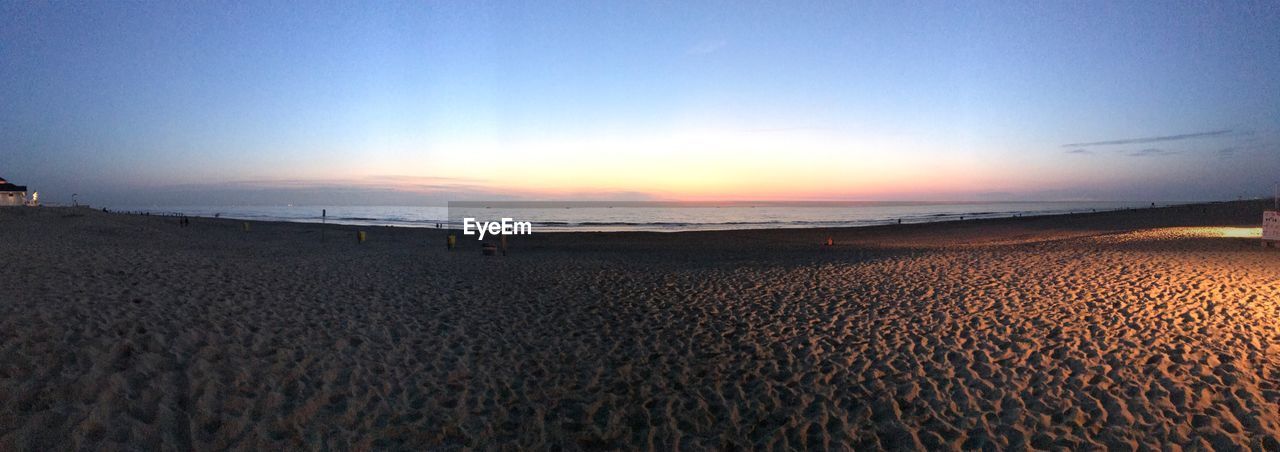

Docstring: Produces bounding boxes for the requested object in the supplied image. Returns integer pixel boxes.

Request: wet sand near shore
[1,200,1277,449]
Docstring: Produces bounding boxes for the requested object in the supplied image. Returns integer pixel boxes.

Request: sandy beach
[1,201,1278,450]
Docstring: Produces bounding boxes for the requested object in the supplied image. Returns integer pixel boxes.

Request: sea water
[107,201,1173,232]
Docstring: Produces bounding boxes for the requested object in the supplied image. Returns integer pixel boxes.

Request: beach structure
[0,177,28,207]
[1267,185,1280,248]
[1265,210,1279,248]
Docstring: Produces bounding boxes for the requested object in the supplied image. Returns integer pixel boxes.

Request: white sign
[462,217,532,240]
[1265,211,1280,241]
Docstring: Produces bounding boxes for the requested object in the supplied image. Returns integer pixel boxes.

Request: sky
[2,0,1279,205]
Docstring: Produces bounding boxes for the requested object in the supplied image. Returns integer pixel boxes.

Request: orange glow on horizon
[235,125,1088,201]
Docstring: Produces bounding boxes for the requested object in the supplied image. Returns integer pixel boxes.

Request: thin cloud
[745,126,835,133]
[1216,147,1239,158]
[1062,129,1234,148]
[174,175,493,193]
[1126,148,1179,157]
[686,39,727,55]
[1064,148,1092,155]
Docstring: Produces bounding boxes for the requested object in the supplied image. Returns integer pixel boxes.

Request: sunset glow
[4,3,1280,450]
[2,1,1278,205]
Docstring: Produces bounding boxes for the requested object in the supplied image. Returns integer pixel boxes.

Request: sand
[1,201,1278,450]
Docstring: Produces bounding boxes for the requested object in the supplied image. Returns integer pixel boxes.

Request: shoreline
[87,199,1264,236]
[88,200,1208,234]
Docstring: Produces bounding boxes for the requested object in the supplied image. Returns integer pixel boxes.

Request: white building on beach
[0,177,29,207]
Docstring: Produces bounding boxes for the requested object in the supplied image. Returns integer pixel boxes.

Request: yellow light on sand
[1209,227,1262,238]
[1176,227,1263,238]
[1111,227,1267,245]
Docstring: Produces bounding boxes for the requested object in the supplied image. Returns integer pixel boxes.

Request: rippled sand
[1,202,1277,449]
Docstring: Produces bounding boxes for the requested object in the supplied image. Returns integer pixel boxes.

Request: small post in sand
[242,222,250,232]
[447,233,456,250]
[357,231,367,244]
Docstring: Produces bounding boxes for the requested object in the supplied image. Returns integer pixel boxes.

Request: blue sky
[2,1,1278,205]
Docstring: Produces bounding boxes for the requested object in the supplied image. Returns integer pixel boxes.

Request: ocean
[105,201,1174,232]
